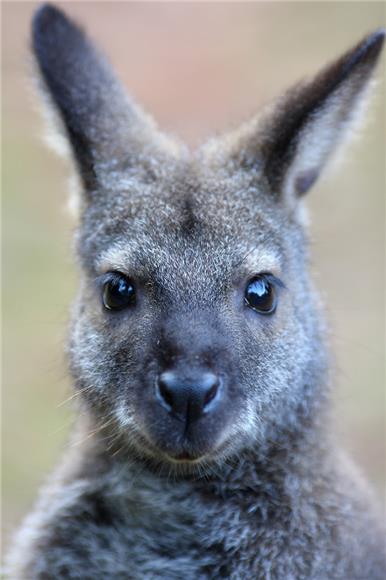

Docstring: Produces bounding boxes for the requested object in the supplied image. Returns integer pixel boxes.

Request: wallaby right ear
[204,30,384,211]
[32,4,168,192]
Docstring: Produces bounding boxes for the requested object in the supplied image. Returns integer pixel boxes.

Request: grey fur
[5,5,385,579]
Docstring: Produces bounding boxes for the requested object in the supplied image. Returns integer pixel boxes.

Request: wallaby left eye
[244,275,277,314]
[102,273,136,311]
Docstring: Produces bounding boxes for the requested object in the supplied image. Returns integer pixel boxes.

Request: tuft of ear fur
[206,29,385,206]
[32,4,179,193]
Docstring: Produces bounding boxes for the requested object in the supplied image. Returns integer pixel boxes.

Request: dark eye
[102,273,136,311]
[244,275,277,314]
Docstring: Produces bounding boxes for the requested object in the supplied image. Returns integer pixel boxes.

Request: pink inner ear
[294,168,319,197]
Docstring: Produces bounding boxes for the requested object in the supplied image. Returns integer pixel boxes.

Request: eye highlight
[102,272,136,311]
[244,274,278,314]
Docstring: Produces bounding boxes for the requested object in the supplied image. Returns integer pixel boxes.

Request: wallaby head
[32,5,384,472]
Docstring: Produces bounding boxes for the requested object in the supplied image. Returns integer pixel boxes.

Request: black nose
[156,370,222,423]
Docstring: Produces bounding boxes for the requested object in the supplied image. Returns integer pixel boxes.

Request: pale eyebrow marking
[240,248,282,274]
[97,243,281,278]
[96,243,136,274]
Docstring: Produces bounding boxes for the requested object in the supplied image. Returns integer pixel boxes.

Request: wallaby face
[71,161,320,466]
[32,5,384,470]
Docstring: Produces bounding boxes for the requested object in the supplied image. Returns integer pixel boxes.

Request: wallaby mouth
[170,451,203,463]
[142,414,228,465]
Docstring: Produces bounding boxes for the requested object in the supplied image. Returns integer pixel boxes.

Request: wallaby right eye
[102,272,136,311]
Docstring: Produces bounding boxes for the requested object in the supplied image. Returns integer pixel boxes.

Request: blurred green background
[2,1,385,552]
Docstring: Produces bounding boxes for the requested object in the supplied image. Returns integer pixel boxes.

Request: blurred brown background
[2,1,385,551]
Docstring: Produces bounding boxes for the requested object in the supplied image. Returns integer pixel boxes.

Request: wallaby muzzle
[147,309,235,460]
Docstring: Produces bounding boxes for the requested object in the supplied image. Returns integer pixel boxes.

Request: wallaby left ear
[219,30,384,203]
[31,3,177,195]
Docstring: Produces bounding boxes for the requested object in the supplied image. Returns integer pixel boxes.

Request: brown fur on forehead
[80,164,287,277]
[96,224,283,279]
[90,156,269,218]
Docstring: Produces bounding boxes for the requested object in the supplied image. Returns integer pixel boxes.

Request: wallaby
[5,4,385,579]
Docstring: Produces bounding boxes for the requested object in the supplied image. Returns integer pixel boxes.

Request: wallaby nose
[156,370,221,423]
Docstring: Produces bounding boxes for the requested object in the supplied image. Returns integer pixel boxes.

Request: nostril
[157,376,174,411]
[203,379,220,409]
